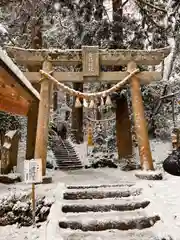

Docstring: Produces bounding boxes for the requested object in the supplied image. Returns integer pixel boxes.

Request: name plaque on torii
[82,46,100,77]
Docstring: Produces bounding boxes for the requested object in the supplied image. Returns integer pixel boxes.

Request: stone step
[56,158,81,161]
[62,209,149,221]
[59,213,160,231]
[53,139,82,170]
[57,161,82,165]
[66,183,135,189]
[59,161,82,165]
[55,154,79,158]
[57,148,77,152]
[58,165,83,169]
[58,163,83,168]
[56,162,81,165]
[55,148,77,151]
[64,143,75,147]
[63,187,142,200]
[61,148,77,152]
[56,157,80,162]
[56,160,81,164]
[60,147,76,152]
[58,166,83,170]
[62,198,150,213]
[60,229,171,240]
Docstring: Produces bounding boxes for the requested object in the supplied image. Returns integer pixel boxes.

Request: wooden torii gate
[6,46,171,175]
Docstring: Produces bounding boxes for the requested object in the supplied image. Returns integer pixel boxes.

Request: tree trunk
[112,0,123,48]
[71,83,83,144]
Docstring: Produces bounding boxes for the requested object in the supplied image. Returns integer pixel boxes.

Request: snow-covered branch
[136,0,167,13]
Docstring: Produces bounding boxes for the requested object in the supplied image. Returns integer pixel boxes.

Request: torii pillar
[34,60,53,176]
[128,62,154,170]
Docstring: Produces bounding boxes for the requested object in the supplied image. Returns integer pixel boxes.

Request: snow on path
[1,140,180,239]
[142,174,180,240]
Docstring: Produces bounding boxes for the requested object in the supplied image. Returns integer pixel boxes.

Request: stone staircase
[59,183,172,240]
[52,138,83,170]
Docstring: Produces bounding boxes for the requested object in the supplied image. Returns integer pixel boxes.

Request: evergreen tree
[1,0,180,139]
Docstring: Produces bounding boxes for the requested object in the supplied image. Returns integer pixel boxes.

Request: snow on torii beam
[0,48,40,116]
[5,46,171,66]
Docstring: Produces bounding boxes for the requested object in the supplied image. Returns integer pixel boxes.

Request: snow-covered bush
[0,192,53,227]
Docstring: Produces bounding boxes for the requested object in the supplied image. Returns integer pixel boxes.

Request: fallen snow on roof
[0,48,40,100]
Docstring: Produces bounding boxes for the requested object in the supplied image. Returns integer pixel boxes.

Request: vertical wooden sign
[82,46,99,77]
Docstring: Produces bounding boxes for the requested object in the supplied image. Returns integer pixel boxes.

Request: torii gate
[6,46,170,176]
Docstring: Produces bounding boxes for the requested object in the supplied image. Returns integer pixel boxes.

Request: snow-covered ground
[1,140,180,239]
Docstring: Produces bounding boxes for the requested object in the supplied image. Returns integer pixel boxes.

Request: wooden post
[27,11,42,160]
[71,83,83,144]
[87,123,94,156]
[34,60,53,176]
[26,99,39,160]
[116,94,133,159]
[53,90,58,112]
[49,82,54,123]
[32,183,36,227]
[65,93,70,121]
[128,62,154,170]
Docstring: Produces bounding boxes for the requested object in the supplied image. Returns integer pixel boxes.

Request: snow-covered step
[59,213,160,231]
[63,187,142,200]
[60,228,170,240]
[66,183,135,189]
[61,209,149,221]
[58,166,83,169]
[57,160,82,164]
[58,166,83,170]
[56,161,82,165]
[52,138,82,170]
[62,197,150,213]
[58,155,78,158]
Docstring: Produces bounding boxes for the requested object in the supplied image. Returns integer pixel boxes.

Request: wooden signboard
[24,158,42,183]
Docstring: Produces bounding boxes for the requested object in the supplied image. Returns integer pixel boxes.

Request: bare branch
[122,0,129,7]
[136,1,163,28]
[160,90,180,100]
[136,0,167,13]
[102,5,110,22]
[59,17,69,30]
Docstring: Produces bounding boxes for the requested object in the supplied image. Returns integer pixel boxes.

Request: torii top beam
[5,46,171,67]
